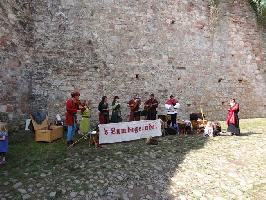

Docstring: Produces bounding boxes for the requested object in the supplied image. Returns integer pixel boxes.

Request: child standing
[203,121,214,138]
[0,123,8,165]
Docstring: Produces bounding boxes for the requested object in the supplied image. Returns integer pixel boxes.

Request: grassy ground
[0,118,265,199]
[3,118,266,175]
[220,118,266,131]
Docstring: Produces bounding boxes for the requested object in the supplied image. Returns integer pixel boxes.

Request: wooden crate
[191,119,208,134]
[35,126,63,142]
[31,115,64,142]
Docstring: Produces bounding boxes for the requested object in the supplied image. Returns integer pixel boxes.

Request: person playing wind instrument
[226,98,240,135]
[111,96,122,123]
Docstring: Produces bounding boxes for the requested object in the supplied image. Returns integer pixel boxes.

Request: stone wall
[0,0,34,129]
[0,0,266,127]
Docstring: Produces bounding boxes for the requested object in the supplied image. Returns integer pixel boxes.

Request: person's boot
[67,141,71,147]
[96,140,102,148]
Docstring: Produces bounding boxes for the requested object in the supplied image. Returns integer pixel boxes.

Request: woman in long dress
[226,99,240,135]
[80,100,91,134]
[111,96,122,123]
[98,96,109,124]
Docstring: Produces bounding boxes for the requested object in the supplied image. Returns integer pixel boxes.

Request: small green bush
[249,0,266,22]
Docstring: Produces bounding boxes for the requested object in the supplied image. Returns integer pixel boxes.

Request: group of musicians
[97,93,162,124]
[65,91,240,146]
[65,91,179,145]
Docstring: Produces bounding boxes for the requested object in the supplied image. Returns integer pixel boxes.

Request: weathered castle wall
[0,0,265,126]
[0,1,34,128]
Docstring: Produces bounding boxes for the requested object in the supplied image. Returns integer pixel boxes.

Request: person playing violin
[128,94,141,121]
[66,91,81,146]
[144,93,159,120]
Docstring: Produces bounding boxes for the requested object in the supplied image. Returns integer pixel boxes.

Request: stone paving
[0,119,265,200]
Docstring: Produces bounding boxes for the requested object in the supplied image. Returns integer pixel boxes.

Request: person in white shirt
[165,95,180,132]
[204,121,214,137]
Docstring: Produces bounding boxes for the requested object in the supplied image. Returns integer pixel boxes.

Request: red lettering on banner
[149,124,155,130]
[121,129,127,134]
[111,128,116,134]
[102,121,159,137]
[128,127,134,133]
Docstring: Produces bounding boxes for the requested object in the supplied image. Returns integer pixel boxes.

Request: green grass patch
[1,138,67,178]
[1,118,265,185]
[220,118,266,132]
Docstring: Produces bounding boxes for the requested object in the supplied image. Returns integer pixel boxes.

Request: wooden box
[35,126,63,142]
[191,119,208,134]
[31,115,64,142]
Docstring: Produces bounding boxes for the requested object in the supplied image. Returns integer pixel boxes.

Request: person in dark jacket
[98,96,109,124]
[111,96,122,123]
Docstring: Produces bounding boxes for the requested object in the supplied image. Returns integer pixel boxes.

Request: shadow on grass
[0,131,209,199]
[237,132,262,136]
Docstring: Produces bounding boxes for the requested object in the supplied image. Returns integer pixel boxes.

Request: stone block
[0,36,8,48]
[0,105,8,112]
[6,104,14,112]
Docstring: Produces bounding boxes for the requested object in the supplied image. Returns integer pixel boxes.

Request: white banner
[99,119,162,144]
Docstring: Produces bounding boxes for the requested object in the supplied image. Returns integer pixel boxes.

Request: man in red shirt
[128,94,141,121]
[66,91,80,146]
[144,94,159,120]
